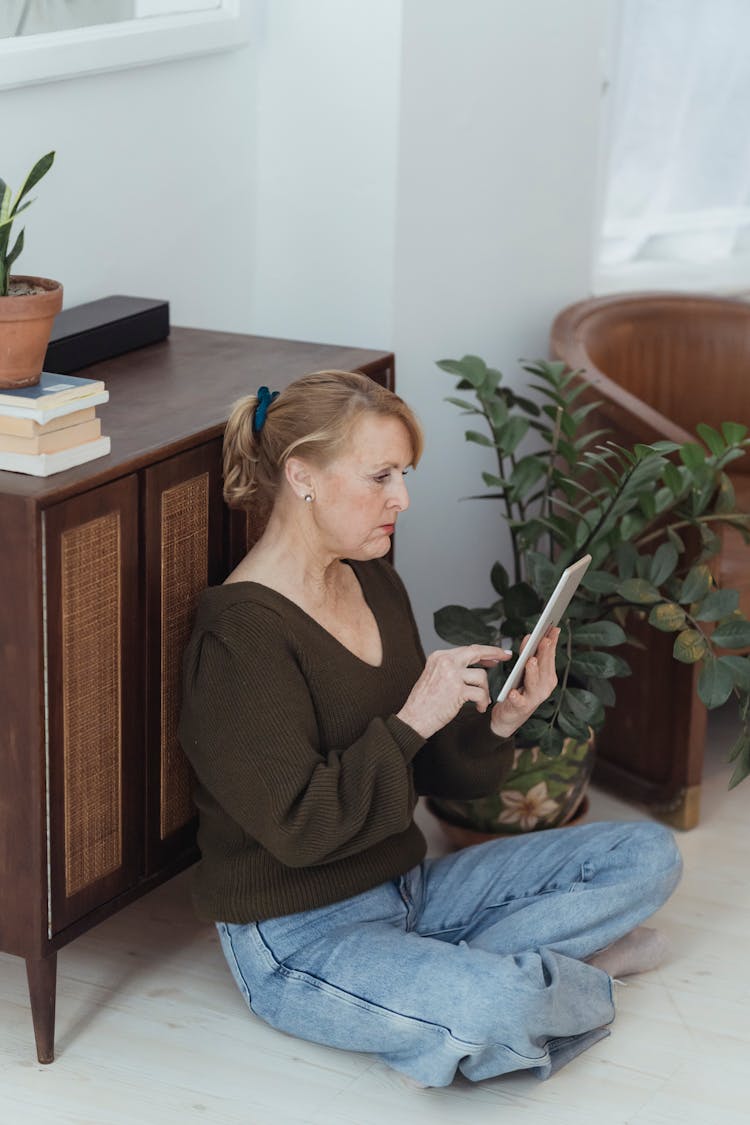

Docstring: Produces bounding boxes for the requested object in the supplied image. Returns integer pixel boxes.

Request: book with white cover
[0,436,111,478]
[0,389,109,425]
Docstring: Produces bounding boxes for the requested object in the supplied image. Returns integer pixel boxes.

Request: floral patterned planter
[428,734,595,838]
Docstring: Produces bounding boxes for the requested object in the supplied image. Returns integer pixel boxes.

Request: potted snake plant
[431,355,750,839]
[0,151,62,388]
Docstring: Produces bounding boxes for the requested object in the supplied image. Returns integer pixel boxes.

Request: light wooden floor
[1,707,748,1125]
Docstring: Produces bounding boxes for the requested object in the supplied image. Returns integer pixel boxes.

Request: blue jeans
[217,820,682,1087]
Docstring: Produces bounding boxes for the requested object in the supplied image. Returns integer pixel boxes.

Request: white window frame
[0,0,251,91]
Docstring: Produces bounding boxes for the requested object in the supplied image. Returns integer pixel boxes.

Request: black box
[44,295,170,374]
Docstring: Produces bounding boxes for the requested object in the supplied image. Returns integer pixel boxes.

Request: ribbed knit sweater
[178,557,514,923]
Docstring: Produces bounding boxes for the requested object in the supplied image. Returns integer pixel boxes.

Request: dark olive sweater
[178,558,514,923]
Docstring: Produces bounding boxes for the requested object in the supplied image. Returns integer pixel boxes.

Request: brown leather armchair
[551,292,750,828]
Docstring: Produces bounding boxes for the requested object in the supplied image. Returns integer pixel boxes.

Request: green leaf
[714,473,736,513]
[718,654,750,691]
[509,455,546,498]
[490,561,509,597]
[539,725,565,757]
[673,629,708,664]
[698,658,735,708]
[444,396,479,412]
[457,355,488,386]
[587,675,617,707]
[680,442,706,470]
[434,605,495,645]
[465,430,494,447]
[12,151,54,214]
[504,582,542,619]
[523,551,558,593]
[638,492,657,521]
[6,228,24,270]
[484,367,504,393]
[497,416,530,454]
[571,620,627,646]
[648,542,679,586]
[617,578,662,605]
[648,602,687,633]
[0,181,11,223]
[697,523,722,562]
[711,617,750,649]
[620,513,645,541]
[666,526,686,554]
[648,440,682,454]
[557,709,591,740]
[654,487,676,514]
[728,733,750,789]
[580,570,619,595]
[615,542,639,579]
[481,471,510,489]
[693,589,740,622]
[570,651,630,679]
[663,462,684,495]
[721,421,748,445]
[519,718,551,744]
[487,398,509,429]
[696,423,725,457]
[564,687,605,727]
[679,565,712,604]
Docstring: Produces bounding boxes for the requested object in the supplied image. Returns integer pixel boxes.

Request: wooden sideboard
[0,327,394,1063]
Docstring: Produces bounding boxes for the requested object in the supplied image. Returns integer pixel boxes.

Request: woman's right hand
[396,645,512,740]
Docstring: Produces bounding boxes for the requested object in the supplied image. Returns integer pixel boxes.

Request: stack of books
[0,373,111,477]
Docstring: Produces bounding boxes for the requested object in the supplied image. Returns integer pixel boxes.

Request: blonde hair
[223,369,423,511]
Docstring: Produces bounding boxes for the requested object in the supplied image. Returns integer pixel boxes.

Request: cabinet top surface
[0,328,393,504]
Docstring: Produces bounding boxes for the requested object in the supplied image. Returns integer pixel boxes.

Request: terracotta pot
[0,275,63,388]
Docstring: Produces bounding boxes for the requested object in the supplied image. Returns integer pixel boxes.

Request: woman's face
[307,413,413,560]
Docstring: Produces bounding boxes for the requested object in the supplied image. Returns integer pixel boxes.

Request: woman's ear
[285,456,315,501]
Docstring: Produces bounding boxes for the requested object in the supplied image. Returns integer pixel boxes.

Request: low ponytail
[223,392,272,509]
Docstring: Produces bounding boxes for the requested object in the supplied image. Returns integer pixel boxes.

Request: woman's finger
[454,644,513,667]
[463,683,491,712]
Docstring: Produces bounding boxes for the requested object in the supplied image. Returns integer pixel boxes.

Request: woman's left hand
[489,627,560,739]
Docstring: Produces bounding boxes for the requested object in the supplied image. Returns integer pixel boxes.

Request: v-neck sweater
[178,558,514,923]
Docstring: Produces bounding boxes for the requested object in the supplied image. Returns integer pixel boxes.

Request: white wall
[1,33,259,332]
[392,0,613,646]
[248,0,402,348]
[3,0,613,648]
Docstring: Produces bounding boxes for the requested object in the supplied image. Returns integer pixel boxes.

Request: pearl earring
[304,494,314,503]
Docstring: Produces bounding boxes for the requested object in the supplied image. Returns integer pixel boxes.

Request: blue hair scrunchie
[252,385,280,433]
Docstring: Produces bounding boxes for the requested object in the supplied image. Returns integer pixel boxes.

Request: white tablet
[496,554,592,703]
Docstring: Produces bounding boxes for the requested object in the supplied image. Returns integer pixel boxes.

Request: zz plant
[435,356,750,789]
[0,151,55,296]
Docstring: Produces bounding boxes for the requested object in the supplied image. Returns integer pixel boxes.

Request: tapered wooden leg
[25,953,57,1064]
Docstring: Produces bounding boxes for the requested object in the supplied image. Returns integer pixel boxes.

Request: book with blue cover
[0,372,105,410]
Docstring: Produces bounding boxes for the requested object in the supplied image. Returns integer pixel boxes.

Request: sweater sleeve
[178,604,425,869]
[379,560,516,798]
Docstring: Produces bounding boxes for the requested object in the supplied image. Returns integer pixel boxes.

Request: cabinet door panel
[45,475,141,934]
[144,441,224,875]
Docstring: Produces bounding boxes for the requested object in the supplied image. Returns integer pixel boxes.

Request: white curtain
[600,0,750,270]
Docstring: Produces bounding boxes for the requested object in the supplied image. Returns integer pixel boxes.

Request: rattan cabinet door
[45,474,142,935]
[143,440,225,876]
